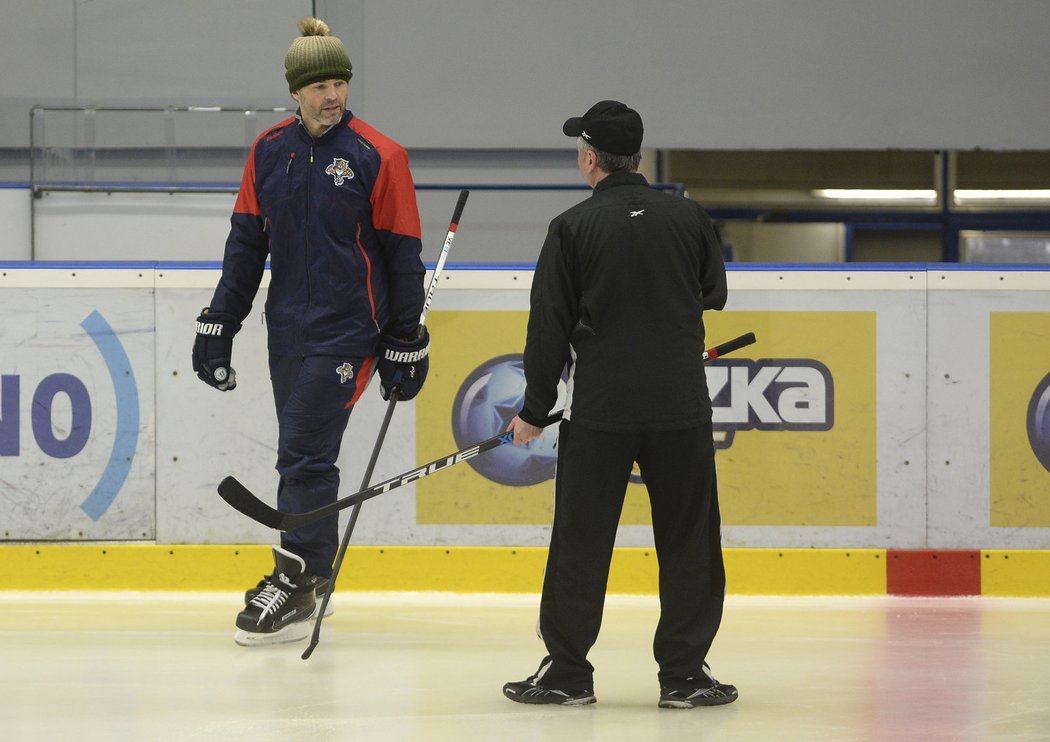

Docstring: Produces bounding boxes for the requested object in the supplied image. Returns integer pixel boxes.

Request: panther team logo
[325,158,354,186]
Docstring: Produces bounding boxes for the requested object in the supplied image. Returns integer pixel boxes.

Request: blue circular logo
[451,354,561,487]
[1028,372,1050,473]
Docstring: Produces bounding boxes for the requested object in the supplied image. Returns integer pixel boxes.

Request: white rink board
[1,264,1049,549]
[927,270,1050,548]
[0,284,156,539]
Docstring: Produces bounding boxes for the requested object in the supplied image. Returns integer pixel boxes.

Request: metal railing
[29,105,295,196]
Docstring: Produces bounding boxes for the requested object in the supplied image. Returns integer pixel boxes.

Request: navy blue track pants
[269,353,375,577]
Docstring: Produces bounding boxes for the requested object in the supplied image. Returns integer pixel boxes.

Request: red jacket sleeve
[351,118,425,335]
[209,139,268,321]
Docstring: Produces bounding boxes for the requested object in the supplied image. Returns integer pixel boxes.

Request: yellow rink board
[0,545,1047,596]
[981,550,1050,597]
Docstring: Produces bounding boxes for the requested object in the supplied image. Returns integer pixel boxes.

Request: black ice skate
[234,545,318,646]
[244,567,333,617]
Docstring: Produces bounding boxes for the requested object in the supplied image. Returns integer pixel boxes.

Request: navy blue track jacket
[209,110,425,357]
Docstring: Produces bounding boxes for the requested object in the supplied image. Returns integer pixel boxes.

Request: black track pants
[536,420,725,690]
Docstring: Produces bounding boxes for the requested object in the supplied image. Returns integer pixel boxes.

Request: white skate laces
[247,573,299,625]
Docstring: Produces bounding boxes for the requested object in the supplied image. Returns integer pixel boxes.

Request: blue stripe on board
[79,310,140,522]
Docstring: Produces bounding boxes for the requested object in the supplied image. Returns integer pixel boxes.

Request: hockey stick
[218,331,756,533]
[301,388,396,659]
[704,331,755,361]
[419,190,469,319]
[300,189,469,659]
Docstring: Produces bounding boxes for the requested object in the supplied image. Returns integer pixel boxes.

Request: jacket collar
[592,170,649,194]
[295,109,353,143]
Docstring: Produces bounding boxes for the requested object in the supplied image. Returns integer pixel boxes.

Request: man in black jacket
[502,101,736,708]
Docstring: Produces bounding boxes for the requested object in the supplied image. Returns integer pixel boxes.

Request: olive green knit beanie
[284,17,352,93]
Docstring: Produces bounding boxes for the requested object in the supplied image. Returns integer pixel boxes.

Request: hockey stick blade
[217,476,287,530]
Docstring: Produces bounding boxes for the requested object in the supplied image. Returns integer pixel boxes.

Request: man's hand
[191,308,240,391]
[378,325,430,401]
[507,415,544,446]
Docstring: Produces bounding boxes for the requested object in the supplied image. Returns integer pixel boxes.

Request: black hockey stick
[301,387,397,659]
[218,331,756,533]
[704,331,755,361]
[300,189,469,659]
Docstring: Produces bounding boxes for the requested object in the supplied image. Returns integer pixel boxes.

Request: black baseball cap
[562,100,643,156]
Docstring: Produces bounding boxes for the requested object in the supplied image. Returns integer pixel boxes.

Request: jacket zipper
[304,144,314,347]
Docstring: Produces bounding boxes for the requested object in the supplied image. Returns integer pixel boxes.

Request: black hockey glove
[192,307,241,391]
[378,325,430,401]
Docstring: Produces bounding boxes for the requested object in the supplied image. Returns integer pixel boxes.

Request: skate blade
[232,600,333,647]
[234,620,311,647]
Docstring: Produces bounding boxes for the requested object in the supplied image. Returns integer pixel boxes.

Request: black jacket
[521,171,727,432]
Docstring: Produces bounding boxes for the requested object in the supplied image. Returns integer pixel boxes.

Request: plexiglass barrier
[29,105,295,193]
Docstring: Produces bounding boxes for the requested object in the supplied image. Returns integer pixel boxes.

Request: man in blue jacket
[192,17,429,646]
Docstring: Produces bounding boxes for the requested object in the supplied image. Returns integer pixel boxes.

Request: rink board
[1,264,1049,552]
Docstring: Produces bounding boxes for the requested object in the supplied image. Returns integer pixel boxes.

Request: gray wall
[2,0,1050,152]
